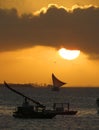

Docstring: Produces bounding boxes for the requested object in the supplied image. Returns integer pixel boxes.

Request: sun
[58,48,80,60]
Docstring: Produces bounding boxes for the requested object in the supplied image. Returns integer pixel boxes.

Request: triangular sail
[52,73,66,90]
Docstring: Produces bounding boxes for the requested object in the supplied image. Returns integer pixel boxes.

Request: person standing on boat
[22,97,29,107]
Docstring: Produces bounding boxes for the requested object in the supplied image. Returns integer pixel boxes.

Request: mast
[4,81,45,108]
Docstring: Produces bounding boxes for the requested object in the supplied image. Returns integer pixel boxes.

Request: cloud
[0,5,99,59]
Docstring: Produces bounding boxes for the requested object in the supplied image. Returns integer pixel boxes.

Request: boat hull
[13,111,56,119]
[52,87,60,91]
[13,110,77,119]
[55,110,77,115]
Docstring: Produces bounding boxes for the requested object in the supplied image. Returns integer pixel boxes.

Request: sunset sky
[0,0,99,87]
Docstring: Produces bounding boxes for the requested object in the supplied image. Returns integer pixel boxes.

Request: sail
[52,73,66,90]
[4,81,45,108]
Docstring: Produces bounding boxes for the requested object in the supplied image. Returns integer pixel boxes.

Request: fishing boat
[52,73,66,91]
[4,81,57,119]
[96,98,99,114]
[96,98,99,106]
[53,103,77,115]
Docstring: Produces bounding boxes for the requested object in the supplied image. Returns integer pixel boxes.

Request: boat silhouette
[4,81,77,117]
[4,81,57,119]
[96,98,99,114]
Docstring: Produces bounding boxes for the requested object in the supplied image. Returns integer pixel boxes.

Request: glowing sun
[58,48,80,60]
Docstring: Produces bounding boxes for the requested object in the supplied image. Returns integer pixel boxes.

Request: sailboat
[4,81,57,119]
[52,73,66,91]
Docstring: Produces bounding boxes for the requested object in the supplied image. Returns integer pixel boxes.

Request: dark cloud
[0,5,99,59]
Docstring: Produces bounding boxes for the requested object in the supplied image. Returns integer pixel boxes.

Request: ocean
[0,86,99,130]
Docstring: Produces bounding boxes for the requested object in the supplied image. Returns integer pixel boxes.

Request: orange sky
[0,1,99,87]
[0,46,99,87]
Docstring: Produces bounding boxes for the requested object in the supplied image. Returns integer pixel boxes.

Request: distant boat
[52,73,66,91]
[96,98,99,105]
[96,98,99,114]
[4,81,57,119]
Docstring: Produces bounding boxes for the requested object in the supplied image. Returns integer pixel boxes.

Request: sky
[0,0,99,87]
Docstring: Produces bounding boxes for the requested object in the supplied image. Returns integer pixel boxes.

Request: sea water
[0,86,99,130]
